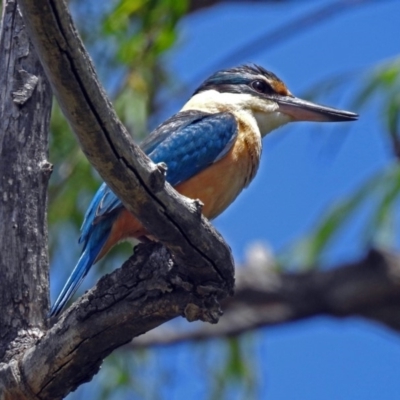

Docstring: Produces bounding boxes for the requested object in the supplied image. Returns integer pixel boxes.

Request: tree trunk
[0,0,52,362]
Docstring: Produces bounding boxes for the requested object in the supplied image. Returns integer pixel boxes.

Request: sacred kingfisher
[50,64,358,316]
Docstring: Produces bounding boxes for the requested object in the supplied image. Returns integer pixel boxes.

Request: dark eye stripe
[250,80,274,95]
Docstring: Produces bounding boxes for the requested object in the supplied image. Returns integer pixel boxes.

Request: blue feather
[50,110,238,316]
[147,111,237,185]
[50,220,112,316]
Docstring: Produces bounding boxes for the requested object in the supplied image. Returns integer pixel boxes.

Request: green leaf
[286,166,400,267]
[353,57,400,108]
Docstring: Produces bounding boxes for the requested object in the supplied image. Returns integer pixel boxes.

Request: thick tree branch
[16,0,234,292]
[0,0,51,360]
[0,0,234,398]
[132,248,400,347]
[0,242,222,399]
[17,243,225,399]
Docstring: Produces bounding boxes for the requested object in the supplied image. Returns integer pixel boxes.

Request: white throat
[182,90,291,137]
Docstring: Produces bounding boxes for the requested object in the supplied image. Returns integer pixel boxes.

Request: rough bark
[0,0,52,362]
[16,0,235,292]
[19,243,226,399]
[0,0,234,398]
[132,249,400,347]
[3,241,400,399]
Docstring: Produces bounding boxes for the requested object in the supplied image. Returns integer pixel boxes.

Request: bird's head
[185,64,358,136]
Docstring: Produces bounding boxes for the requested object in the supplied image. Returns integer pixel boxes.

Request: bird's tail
[49,238,106,317]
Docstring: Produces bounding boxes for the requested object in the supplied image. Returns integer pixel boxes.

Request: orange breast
[99,119,262,258]
[175,137,258,219]
[177,118,261,219]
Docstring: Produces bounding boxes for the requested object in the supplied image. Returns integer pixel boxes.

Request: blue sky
[68,1,400,399]
[166,0,399,265]
[166,1,400,399]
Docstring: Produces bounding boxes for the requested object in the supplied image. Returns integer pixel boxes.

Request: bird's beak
[276,96,358,122]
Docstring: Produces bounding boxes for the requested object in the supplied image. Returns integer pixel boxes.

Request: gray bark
[16,0,235,291]
[0,0,52,362]
[133,248,400,347]
[20,243,225,399]
[0,0,234,398]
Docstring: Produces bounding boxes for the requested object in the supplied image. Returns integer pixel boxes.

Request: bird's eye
[251,80,271,94]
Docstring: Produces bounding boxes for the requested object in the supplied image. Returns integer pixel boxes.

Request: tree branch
[132,248,400,347]
[18,243,225,399]
[0,0,234,398]
[16,0,234,290]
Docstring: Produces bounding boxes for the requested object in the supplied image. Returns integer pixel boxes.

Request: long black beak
[277,96,358,122]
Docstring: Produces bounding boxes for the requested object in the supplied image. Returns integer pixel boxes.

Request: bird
[50,64,358,316]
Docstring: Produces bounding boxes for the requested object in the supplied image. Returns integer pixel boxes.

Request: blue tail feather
[49,234,108,317]
[50,251,90,317]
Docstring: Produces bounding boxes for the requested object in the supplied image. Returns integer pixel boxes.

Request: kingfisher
[50,64,357,316]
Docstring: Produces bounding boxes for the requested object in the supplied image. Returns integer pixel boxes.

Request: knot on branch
[184,299,222,324]
[12,69,39,105]
[39,160,53,174]
[148,162,167,193]
[191,198,204,218]
[2,328,45,364]
[170,277,225,324]
[366,247,400,281]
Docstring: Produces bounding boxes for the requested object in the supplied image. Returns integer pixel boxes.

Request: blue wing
[50,110,237,316]
[81,110,238,246]
[144,110,238,186]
